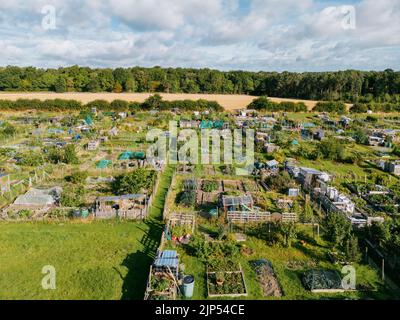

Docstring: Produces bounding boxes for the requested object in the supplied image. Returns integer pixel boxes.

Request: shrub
[61,184,86,207]
[313,101,346,114]
[18,209,33,219]
[202,180,218,192]
[112,169,156,195]
[178,190,196,207]
[66,171,88,184]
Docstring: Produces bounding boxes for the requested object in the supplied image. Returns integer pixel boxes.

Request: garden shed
[145,250,180,300]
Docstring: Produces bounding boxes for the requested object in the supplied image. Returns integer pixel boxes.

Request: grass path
[121,165,175,299]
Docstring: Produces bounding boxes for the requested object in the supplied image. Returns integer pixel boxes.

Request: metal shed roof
[153,250,179,268]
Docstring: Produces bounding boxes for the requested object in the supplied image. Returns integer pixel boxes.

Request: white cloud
[0,0,398,71]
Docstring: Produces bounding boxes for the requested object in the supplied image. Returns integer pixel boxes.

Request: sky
[0,0,399,71]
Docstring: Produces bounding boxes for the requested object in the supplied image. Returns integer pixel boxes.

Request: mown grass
[166,224,393,300]
[0,166,175,300]
[0,221,151,300]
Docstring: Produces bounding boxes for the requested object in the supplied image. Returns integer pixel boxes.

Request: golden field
[0,92,349,111]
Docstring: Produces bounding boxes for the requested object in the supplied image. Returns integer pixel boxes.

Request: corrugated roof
[153,250,179,268]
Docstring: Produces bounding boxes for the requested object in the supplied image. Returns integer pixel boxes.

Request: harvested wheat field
[0,92,338,111]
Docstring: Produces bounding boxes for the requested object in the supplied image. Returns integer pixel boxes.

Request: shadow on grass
[120,219,164,300]
[121,166,175,300]
[292,242,327,261]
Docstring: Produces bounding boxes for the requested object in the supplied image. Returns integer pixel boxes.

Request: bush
[61,184,86,207]
[18,209,33,219]
[112,169,156,195]
[18,152,44,166]
[323,213,352,248]
[202,180,218,192]
[265,171,294,193]
[66,171,88,184]
[178,190,196,207]
[313,101,346,114]
[248,97,307,112]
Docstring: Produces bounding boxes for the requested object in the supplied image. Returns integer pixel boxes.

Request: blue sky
[0,0,398,71]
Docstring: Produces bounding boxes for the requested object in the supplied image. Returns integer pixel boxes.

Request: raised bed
[144,266,178,300]
[206,264,248,298]
[251,259,283,297]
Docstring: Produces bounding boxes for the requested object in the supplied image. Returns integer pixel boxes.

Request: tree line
[0,66,399,102]
[0,95,224,112]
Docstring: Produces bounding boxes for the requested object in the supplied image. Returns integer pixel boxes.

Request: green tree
[125,77,136,92]
[112,169,156,195]
[278,222,297,247]
[344,234,361,262]
[61,184,85,207]
[63,145,79,164]
[143,94,163,110]
[54,76,67,93]
[113,82,123,93]
[300,201,314,223]
[323,213,352,248]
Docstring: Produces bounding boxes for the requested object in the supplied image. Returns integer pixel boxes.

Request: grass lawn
[0,166,175,300]
[166,224,392,300]
[0,221,153,300]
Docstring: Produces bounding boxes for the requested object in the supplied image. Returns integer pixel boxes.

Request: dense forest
[0,66,399,103]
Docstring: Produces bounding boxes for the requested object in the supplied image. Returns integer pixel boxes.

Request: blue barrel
[182,275,195,298]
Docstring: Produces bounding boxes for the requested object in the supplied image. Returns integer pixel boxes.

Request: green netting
[85,115,93,125]
[119,151,133,160]
[96,159,111,169]
[118,151,145,160]
[213,120,224,129]
[133,152,146,160]
[200,120,213,129]
[302,270,343,291]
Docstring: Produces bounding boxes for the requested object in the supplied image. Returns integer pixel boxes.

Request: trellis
[227,211,272,223]
[280,212,298,223]
[168,213,196,232]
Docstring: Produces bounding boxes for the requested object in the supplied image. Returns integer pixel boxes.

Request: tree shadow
[120,251,153,300]
[292,242,326,261]
[120,218,164,300]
